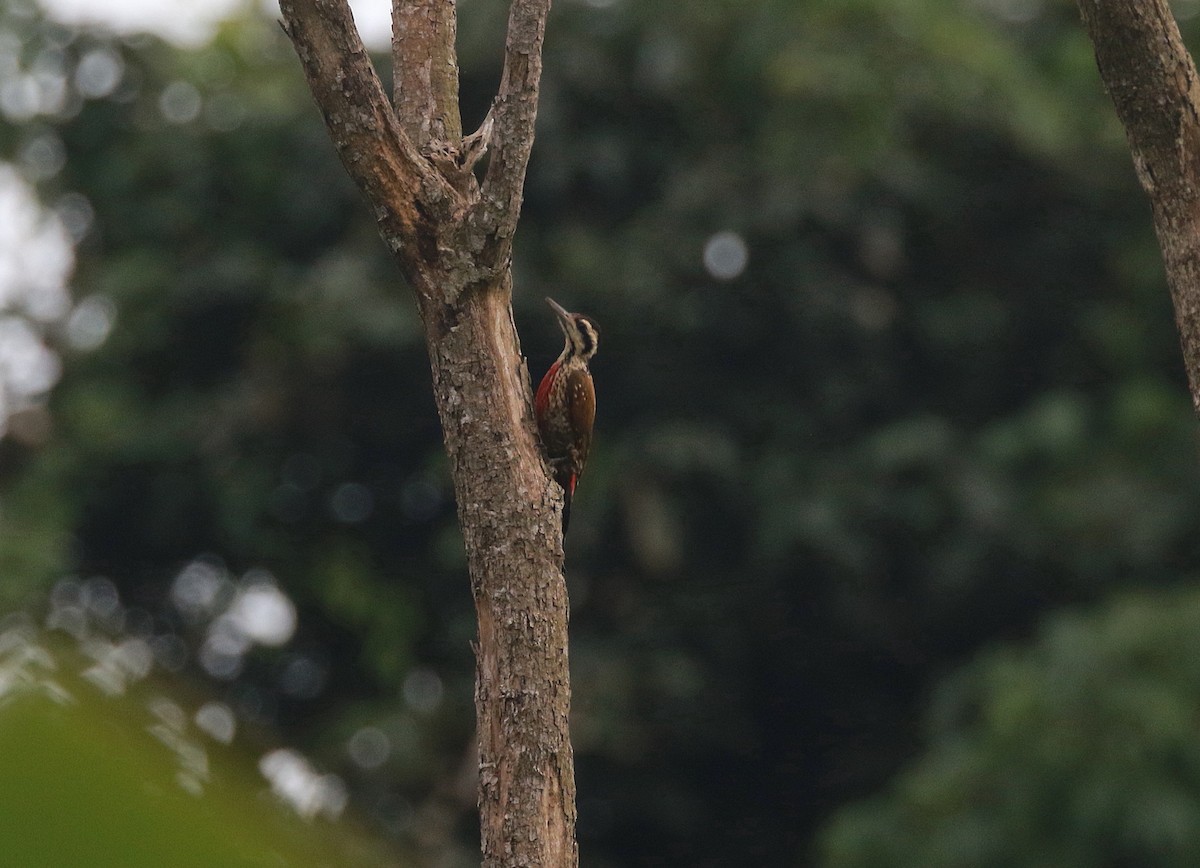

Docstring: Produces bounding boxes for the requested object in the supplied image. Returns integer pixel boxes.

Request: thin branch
[473,0,552,249]
[459,108,494,172]
[392,0,463,148]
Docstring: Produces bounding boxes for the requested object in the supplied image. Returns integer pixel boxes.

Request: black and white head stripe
[573,316,599,358]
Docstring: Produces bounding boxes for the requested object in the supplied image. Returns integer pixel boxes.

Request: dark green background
[3,0,1200,865]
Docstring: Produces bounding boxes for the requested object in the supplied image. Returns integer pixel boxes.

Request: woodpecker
[535,297,599,533]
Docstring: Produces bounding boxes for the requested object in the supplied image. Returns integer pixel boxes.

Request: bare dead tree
[276,1,577,865]
[1077,1,1200,414]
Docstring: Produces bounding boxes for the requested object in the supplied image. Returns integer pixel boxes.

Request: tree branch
[473,0,552,255]
[1077,0,1200,412]
[392,0,462,148]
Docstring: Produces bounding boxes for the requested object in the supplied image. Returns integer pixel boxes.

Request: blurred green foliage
[1,0,1200,865]
[821,587,1200,868]
[0,621,401,868]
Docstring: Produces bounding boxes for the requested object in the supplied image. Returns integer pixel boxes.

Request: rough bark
[392,0,461,147]
[1077,0,1200,414]
[278,1,577,865]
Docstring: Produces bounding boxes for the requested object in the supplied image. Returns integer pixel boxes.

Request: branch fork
[278,2,577,866]
[279,0,547,288]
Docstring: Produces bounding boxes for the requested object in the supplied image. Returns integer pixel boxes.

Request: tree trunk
[276,1,578,865]
[1077,0,1200,414]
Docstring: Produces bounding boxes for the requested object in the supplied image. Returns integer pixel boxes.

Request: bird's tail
[562,474,577,534]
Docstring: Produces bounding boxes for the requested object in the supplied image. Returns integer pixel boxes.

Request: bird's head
[547,297,599,361]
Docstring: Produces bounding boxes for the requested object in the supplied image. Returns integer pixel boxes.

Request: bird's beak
[545,297,573,328]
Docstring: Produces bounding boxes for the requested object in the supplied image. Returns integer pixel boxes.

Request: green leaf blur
[821,588,1200,868]
[0,628,401,868]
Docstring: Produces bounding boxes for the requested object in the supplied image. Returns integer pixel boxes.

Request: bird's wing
[566,367,595,472]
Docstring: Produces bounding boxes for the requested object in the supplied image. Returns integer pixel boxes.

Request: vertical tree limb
[278,1,577,865]
[1077,0,1200,413]
[392,0,462,146]
[473,0,552,254]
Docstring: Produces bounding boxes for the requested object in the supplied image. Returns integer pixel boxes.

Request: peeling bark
[278,1,577,865]
[1077,0,1200,414]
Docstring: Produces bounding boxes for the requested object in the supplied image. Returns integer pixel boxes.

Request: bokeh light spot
[19,131,66,180]
[702,230,749,281]
[171,559,230,621]
[402,668,444,714]
[194,701,237,744]
[159,80,201,124]
[74,47,123,99]
[347,726,391,770]
[65,294,115,351]
[260,748,348,820]
[279,655,327,700]
[330,481,374,524]
[54,191,94,241]
[227,578,297,647]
